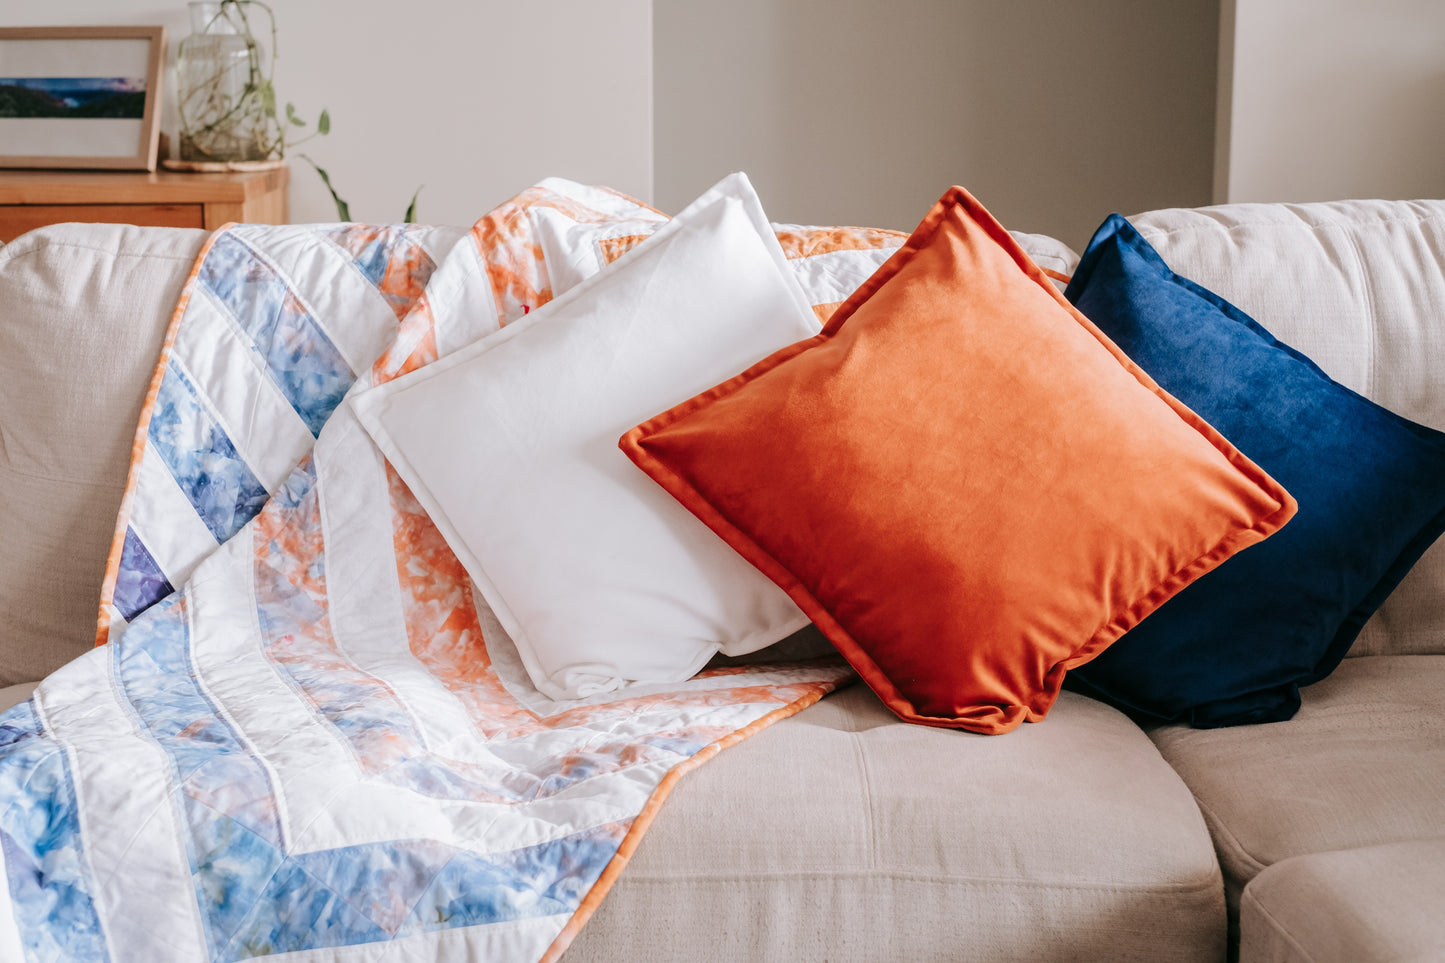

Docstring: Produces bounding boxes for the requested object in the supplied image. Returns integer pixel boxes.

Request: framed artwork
[0,26,166,171]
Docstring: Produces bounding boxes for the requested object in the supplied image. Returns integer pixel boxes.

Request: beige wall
[17,1,1221,244]
[13,0,654,225]
[1219,0,1445,203]
[654,0,1219,249]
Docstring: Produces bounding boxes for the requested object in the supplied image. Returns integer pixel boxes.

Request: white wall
[12,0,654,225]
[653,0,1219,249]
[1219,0,1445,203]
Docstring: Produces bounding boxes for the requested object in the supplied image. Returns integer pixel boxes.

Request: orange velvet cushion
[620,187,1297,734]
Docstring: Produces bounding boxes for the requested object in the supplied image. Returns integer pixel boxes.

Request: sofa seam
[612,871,1225,894]
[1338,226,1383,403]
[0,243,202,269]
[0,465,127,489]
[1186,791,1269,880]
[847,730,880,874]
[1240,883,1321,963]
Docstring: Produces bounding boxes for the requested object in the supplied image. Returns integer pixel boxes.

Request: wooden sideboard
[0,167,289,243]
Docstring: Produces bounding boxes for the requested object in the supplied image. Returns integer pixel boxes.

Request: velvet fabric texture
[1064,214,1445,727]
[621,188,1296,735]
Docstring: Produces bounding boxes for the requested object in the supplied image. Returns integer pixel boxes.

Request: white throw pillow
[354,173,816,699]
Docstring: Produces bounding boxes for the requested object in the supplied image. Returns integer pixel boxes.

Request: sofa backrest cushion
[0,223,205,684]
[1130,199,1445,658]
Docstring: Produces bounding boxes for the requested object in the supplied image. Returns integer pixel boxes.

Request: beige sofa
[2,198,1442,962]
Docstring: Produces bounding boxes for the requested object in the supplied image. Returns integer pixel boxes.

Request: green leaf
[316,109,331,136]
[403,186,423,224]
[301,154,350,222]
[285,102,304,127]
[258,81,276,114]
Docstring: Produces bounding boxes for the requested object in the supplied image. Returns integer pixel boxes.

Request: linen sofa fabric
[1007,229,1080,286]
[1130,199,1445,660]
[1063,214,1445,727]
[1149,656,1445,920]
[567,685,1225,963]
[0,683,37,713]
[1239,839,1445,963]
[623,186,1296,734]
[355,174,817,700]
[0,224,206,685]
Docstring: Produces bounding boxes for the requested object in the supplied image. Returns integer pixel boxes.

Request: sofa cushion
[1239,839,1445,963]
[1062,214,1445,728]
[1149,655,1445,920]
[622,185,1295,735]
[0,224,206,685]
[567,683,1225,962]
[1130,200,1445,658]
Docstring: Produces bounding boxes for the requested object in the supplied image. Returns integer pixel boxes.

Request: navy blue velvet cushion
[1062,214,1445,727]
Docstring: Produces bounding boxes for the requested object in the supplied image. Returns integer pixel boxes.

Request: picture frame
[0,26,166,171]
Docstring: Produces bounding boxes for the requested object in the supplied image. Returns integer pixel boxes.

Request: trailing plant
[301,155,423,224]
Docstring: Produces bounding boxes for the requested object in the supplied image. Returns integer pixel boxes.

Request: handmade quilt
[0,180,903,961]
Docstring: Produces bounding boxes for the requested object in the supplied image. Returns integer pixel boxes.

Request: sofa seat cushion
[566,684,1224,962]
[1149,655,1445,918]
[0,224,206,685]
[1239,839,1445,963]
[1129,200,1445,658]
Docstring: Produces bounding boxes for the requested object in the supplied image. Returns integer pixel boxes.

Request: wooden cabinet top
[0,167,289,206]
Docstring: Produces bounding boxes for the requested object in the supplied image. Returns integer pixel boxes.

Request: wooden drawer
[0,168,288,243]
[0,204,206,243]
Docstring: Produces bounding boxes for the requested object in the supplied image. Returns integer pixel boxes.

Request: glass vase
[175,1,277,162]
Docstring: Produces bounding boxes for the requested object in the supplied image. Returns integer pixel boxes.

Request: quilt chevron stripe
[98,222,464,640]
[2,180,906,961]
